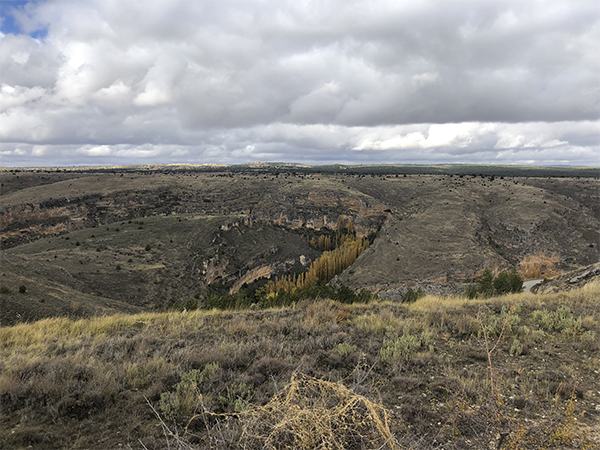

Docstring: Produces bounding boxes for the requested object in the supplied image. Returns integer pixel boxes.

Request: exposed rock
[204,255,228,284]
[569,266,600,284]
[532,263,600,294]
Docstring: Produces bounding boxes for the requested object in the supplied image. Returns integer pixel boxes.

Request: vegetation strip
[1,282,598,449]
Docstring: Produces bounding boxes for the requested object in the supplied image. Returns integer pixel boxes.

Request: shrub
[0,285,10,294]
[533,306,582,336]
[335,342,357,357]
[159,363,219,422]
[509,338,523,356]
[464,284,478,299]
[239,373,398,450]
[477,305,520,339]
[533,309,554,330]
[204,291,253,310]
[145,244,152,251]
[334,285,357,304]
[401,287,425,303]
[380,326,430,364]
[579,330,598,352]
[185,298,198,311]
[217,382,252,413]
[18,285,26,294]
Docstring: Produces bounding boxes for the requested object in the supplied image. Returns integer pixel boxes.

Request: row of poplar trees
[264,216,368,298]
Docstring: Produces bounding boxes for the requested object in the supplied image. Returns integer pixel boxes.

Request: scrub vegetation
[1,281,599,449]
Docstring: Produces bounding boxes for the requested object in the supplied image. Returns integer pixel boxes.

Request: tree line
[198,216,371,310]
[465,268,523,299]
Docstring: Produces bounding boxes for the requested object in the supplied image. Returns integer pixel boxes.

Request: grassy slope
[0,213,320,324]
[1,282,599,449]
[339,175,599,291]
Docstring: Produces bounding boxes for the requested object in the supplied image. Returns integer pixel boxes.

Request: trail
[523,278,543,293]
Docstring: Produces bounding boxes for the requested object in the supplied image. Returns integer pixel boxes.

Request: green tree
[493,271,512,294]
[464,284,479,299]
[477,269,495,297]
[509,268,523,293]
[466,268,523,298]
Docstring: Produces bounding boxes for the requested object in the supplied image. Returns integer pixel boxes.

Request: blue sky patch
[0,0,47,38]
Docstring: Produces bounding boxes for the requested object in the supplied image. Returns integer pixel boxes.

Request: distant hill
[1,165,598,324]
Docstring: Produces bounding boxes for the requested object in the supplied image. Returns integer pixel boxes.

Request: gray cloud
[0,0,598,167]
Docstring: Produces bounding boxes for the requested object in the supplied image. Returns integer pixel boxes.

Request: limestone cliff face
[1,202,92,248]
[228,257,304,294]
[1,191,179,248]
[251,191,387,236]
[1,181,387,248]
[229,265,275,293]
[530,262,600,294]
[203,255,229,285]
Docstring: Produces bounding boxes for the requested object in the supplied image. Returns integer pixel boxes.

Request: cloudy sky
[0,0,598,167]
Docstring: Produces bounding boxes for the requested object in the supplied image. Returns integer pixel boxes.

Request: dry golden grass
[1,280,599,449]
[239,372,398,450]
[519,252,561,279]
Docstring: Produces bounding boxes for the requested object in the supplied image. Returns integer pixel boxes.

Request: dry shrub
[301,300,349,330]
[518,253,560,279]
[336,309,352,323]
[239,372,399,450]
[582,315,598,329]
[247,356,289,385]
[352,308,405,334]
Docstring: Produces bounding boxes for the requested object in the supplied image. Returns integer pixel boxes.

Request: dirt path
[523,278,543,293]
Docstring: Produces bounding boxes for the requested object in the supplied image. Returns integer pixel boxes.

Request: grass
[1,282,599,449]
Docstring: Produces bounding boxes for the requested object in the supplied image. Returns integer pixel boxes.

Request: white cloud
[353,123,481,151]
[134,81,171,107]
[32,145,50,156]
[78,145,113,157]
[411,72,439,86]
[0,84,45,112]
[93,81,132,109]
[0,0,598,167]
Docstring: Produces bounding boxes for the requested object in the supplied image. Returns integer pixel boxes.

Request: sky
[0,0,599,167]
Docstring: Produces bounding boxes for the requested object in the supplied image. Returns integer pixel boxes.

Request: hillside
[1,166,598,324]
[1,164,599,449]
[1,281,599,449]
